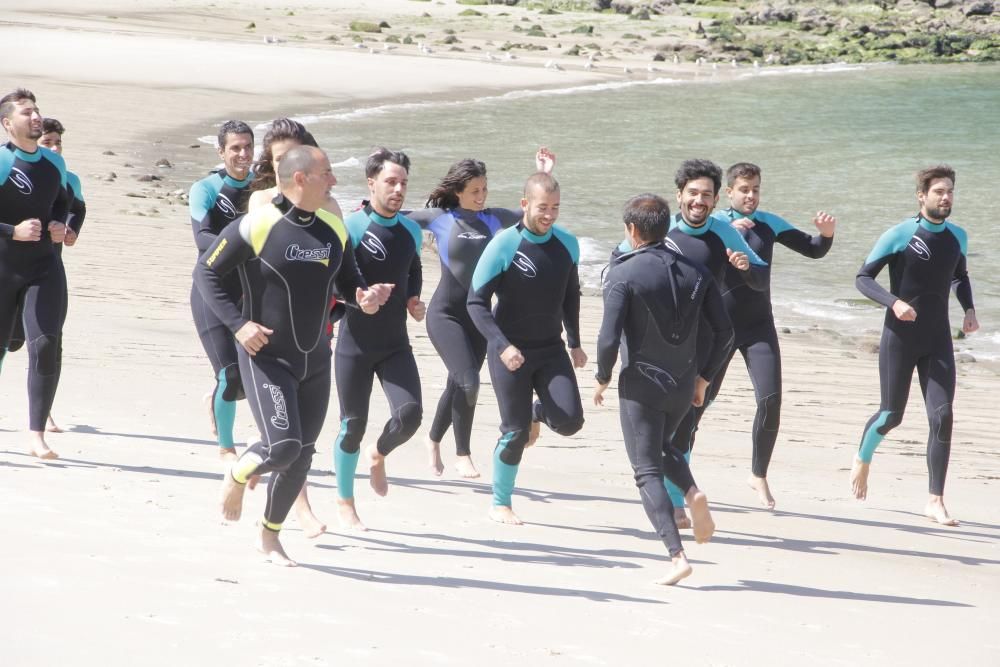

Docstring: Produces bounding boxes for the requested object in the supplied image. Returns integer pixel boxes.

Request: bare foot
[219,469,246,521]
[425,436,444,477]
[293,486,326,539]
[203,391,218,438]
[45,415,63,433]
[925,496,959,526]
[336,498,368,532]
[653,552,693,586]
[454,455,480,479]
[257,526,297,567]
[674,507,691,530]
[850,456,870,500]
[28,431,58,460]
[489,505,523,525]
[687,489,715,544]
[366,445,388,497]
[524,420,541,449]
[748,475,776,509]
[219,447,238,462]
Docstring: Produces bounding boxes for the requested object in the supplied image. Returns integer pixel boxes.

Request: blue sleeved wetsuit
[596,241,733,557]
[194,194,366,532]
[854,215,973,495]
[705,207,833,479]
[0,142,69,431]
[467,222,585,510]
[188,169,254,449]
[406,205,521,457]
[331,205,424,500]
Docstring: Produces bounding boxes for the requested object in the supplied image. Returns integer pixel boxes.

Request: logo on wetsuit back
[361,231,388,261]
[285,243,332,266]
[908,237,932,261]
[690,274,703,301]
[457,231,488,241]
[512,251,537,278]
[9,167,32,195]
[665,237,684,255]
[262,383,290,430]
[635,362,678,393]
[216,194,238,219]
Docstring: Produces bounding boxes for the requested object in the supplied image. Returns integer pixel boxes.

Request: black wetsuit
[597,241,732,555]
[332,205,424,500]
[468,222,585,508]
[855,215,973,495]
[0,142,69,431]
[707,208,833,478]
[189,169,254,448]
[194,195,366,531]
[407,206,522,456]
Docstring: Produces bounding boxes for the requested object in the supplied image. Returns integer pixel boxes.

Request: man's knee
[394,402,422,439]
[758,392,782,432]
[29,334,60,376]
[551,413,584,437]
[336,417,367,454]
[219,363,245,401]
[267,441,305,472]
[497,429,529,466]
[456,369,480,408]
[931,403,953,443]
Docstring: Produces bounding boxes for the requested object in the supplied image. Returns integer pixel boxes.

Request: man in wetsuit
[595,193,729,584]
[196,146,390,566]
[189,120,255,459]
[468,172,586,526]
[331,148,424,530]
[851,165,977,526]
[707,162,836,509]
[0,89,69,460]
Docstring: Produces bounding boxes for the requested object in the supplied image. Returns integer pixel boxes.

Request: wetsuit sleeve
[717,221,769,291]
[698,276,734,381]
[855,223,911,309]
[193,217,255,332]
[563,262,582,349]
[408,250,423,300]
[954,255,974,311]
[189,179,218,253]
[334,239,369,307]
[765,213,833,259]
[494,208,524,228]
[66,173,87,233]
[468,235,513,350]
[595,278,629,385]
[50,174,69,227]
[0,150,13,237]
[402,207,445,228]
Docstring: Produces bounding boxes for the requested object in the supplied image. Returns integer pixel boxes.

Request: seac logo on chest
[361,231,388,261]
[512,251,538,278]
[9,167,33,195]
[907,236,932,261]
[216,194,238,218]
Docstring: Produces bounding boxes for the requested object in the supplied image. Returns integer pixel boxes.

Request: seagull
[544,59,563,71]
[353,42,365,49]
[383,43,397,51]
[485,52,499,62]
[264,35,285,44]
[753,59,760,68]
[731,58,738,68]
[711,62,719,70]
[504,52,516,61]
[583,61,593,70]
[623,66,632,74]
[368,47,375,54]
[696,57,705,66]
[647,63,657,73]
[673,54,680,64]
[420,45,433,54]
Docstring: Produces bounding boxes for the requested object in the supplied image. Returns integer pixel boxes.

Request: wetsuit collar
[520,223,552,243]
[6,141,42,162]
[272,193,317,226]
[724,206,757,222]
[916,214,949,233]
[363,203,399,226]
[222,169,253,189]
[674,213,712,236]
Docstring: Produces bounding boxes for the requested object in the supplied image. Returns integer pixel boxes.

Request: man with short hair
[595,193,728,584]
[468,172,586,526]
[0,88,69,459]
[195,145,390,565]
[331,147,425,531]
[851,165,977,526]
[189,120,255,459]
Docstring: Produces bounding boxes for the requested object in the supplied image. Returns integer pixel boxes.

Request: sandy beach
[1,3,998,666]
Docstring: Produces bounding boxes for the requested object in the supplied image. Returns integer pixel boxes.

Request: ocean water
[241,62,1000,359]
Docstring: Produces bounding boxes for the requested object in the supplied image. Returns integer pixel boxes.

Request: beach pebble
[155,158,173,168]
[781,327,791,334]
[99,172,117,181]
[125,192,148,198]
[102,150,116,156]
[860,342,880,355]
[172,188,185,196]
[956,353,976,363]
[123,162,134,168]
[126,209,147,217]
[189,144,201,149]
[137,174,162,182]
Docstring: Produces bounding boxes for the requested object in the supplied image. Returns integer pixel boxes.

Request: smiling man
[851,165,977,526]
[467,172,586,526]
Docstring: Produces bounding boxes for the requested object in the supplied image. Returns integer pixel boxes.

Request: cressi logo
[285,243,332,265]
[457,231,487,241]
[361,231,388,261]
[908,237,931,261]
[512,251,537,278]
[635,362,677,393]
[263,383,290,430]
[216,194,238,218]
[665,237,684,255]
[9,167,32,195]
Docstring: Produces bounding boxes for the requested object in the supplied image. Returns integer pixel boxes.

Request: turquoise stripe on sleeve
[189,173,223,222]
[715,219,768,266]
[471,225,522,292]
[492,436,520,507]
[343,210,369,248]
[552,225,580,264]
[864,219,918,265]
[66,171,84,203]
[0,147,14,183]
[755,210,794,235]
[399,214,424,252]
[616,237,632,253]
[39,147,67,188]
[945,222,968,256]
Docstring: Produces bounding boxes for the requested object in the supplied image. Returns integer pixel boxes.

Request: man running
[851,165,977,526]
[189,120,255,459]
[595,193,728,584]
[708,162,836,508]
[468,172,586,526]
[0,89,69,459]
[331,148,424,530]
[196,146,389,565]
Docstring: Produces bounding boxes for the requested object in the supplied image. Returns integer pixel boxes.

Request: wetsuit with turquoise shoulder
[188,168,254,449]
[194,194,366,532]
[597,241,733,556]
[332,204,424,500]
[0,142,69,430]
[406,205,522,457]
[468,222,585,509]
[855,215,973,495]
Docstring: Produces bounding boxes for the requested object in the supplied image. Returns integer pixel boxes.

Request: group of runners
[0,88,979,584]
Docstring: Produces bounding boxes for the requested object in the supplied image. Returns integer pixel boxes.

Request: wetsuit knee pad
[498,430,528,465]
[337,417,367,454]
[551,415,585,437]
[7,338,25,352]
[286,446,315,478]
[395,403,423,438]
[29,335,60,376]
[267,441,304,472]
[219,364,245,402]
[456,369,481,407]
[931,403,953,443]
[880,410,904,434]
[758,393,782,431]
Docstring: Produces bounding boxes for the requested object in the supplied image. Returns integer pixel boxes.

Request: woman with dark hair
[407,148,554,478]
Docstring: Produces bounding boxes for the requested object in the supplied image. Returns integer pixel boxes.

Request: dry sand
[1,3,998,667]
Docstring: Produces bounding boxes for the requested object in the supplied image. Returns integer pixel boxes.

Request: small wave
[745,63,868,79]
[332,156,361,169]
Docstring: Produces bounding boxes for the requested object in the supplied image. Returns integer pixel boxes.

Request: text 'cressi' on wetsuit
[194,194,366,531]
[596,241,732,556]
[332,205,424,499]
[468,222,585,508]
[855,215,973,495]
